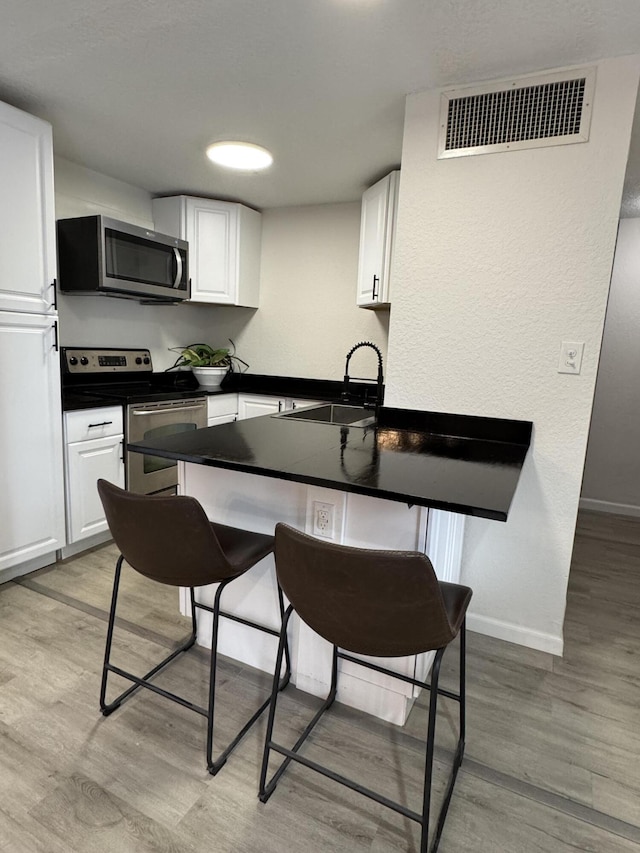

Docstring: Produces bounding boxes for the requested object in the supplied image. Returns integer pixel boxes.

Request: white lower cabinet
[237,394,320,420]
[207,393,238,426]
[237,394,284,419]
[0,311,65,576]
[64,407,124,544]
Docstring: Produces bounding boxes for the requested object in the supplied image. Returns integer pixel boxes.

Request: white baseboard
[59,530,113,560]
[466,612,563,656]
[579,497,640,518]
[0,551,58,584]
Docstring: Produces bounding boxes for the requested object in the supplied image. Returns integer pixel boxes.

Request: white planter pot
[192,366,229,388]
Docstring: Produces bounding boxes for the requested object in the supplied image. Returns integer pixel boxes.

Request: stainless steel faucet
[342,341,384,416]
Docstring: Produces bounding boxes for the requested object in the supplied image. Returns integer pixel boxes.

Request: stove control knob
[135,357,142,365]
[143,356,150,365]
[69,356,78,366]
[80,356,89,366]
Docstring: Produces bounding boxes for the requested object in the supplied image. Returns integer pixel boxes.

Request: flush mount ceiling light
[206,141,273,171]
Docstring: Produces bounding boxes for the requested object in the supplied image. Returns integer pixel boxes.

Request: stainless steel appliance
[61,347,206,495]
[57,216,190,302]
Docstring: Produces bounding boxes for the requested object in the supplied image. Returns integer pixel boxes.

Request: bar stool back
[97,479,290,775]
[259,523,472,853]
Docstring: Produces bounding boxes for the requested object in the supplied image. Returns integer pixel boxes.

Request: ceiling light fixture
[206,141,273,171]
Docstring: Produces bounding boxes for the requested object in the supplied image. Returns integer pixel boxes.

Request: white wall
[54,158,251,370]
[233,204,389,379]
[581,217,640,515]
[386,57,640,654]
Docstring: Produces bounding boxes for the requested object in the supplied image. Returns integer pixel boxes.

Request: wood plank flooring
[0,509,638,851]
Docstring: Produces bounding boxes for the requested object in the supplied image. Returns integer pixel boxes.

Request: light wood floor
[0,510,639,851]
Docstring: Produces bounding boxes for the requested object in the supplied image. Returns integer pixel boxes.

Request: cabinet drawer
[207,393,238,420]
[65,406,123,443]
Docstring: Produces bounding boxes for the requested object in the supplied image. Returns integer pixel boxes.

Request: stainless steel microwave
[57,215,189,302]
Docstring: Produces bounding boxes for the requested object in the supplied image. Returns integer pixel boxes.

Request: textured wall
[581,217,640,514]
[234,204,389,380]
[386,57,640,653]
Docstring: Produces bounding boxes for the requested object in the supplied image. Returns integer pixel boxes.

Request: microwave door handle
[173,248,183,289]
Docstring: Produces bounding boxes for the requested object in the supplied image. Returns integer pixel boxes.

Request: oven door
[126,397,207,495]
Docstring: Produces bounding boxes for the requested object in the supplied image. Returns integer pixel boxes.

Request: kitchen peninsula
[129,405,531,723]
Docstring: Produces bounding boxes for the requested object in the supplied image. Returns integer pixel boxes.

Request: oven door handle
[130,403,206,416]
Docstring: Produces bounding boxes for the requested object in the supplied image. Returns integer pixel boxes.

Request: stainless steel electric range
[61,347,207,496]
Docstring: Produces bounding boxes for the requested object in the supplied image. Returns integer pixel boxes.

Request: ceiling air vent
[438,67,596,159]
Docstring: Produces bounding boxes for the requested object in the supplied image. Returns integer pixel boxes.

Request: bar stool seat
[259,523,472,853]
[97,479,290,775]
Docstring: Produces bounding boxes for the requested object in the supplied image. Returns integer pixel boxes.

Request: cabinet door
[0,312,65,571]
[237,394,284,419]
[187,199,238,305]
[0,102,56,315]
[153,196,261,307]
[356,171,399,308]
[208,413,237,427]
[66,435,125,543]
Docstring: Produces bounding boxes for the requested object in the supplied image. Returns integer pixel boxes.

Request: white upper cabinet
[0,101,56,315]
[356,170,399,309]
[153,195,262,307]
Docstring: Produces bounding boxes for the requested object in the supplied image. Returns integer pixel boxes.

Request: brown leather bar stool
[97,479,290,775]
[259,523,472,853]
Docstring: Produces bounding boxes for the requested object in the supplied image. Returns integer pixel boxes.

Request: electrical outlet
[313,501,335,538]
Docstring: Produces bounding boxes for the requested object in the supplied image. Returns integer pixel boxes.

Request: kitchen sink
[274,404,375,427]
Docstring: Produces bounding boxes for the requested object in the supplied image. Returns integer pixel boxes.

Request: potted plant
[168,340,248,388]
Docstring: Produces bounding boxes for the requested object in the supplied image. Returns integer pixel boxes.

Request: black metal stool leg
[206,578,229,775]
[260,638,339,802]
[429,623,468,852]
[206,580,293,775]
[420,647,445,853]
[100,560,198,716]
[100,554,124,715]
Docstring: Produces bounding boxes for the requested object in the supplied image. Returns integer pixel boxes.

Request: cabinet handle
[120,440,124,462]
[52,321,59,351]
[88,421,113,428]
[372,275,379,301]
[278,400,283,412]
[49,278,57,311]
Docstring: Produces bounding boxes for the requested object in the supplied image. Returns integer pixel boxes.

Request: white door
[0,312,65,572]
[66,435,125,543]
[0,102,56,315]
[187,199,238,304]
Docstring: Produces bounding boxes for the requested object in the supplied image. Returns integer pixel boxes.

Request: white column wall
[385,56,640,654]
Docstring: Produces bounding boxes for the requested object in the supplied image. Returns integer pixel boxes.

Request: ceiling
[2,0,640,211]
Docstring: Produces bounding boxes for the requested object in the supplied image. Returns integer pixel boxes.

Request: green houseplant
[168,340,248,388]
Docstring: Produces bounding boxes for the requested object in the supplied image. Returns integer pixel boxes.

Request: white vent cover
[438,67,596,159]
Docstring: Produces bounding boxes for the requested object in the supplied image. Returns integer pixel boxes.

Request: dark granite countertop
[128,406,532,522]
[62,391,124,412]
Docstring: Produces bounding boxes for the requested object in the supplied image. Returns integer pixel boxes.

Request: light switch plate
[558,341,585,374]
